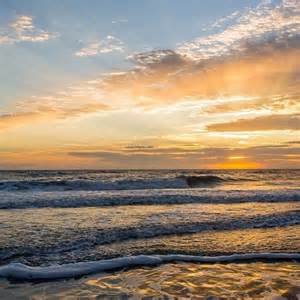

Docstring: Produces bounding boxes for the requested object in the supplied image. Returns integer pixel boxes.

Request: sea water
[0,169,299,298]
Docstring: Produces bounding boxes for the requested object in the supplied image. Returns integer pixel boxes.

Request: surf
[1,253,299,281]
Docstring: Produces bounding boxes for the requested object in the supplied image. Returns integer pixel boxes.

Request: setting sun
[210,161,263,169]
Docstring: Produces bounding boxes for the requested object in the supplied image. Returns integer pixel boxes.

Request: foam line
[0,253,299,281]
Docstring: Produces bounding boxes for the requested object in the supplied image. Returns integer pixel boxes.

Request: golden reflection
[82,262,300,299]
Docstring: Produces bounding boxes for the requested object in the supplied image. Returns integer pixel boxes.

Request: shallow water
[1,262,299,299]
[1,202,299,265]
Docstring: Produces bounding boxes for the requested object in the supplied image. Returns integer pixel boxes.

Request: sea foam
[0,253,299,281]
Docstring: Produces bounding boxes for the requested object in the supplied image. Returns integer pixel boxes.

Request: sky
[0,0,299,169]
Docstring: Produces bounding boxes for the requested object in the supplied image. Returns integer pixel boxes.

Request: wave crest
[185,175,224,187]
[0,178,187,192]
[0,175,255,192]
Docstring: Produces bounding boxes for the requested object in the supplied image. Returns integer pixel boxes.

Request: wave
[184,175,224,187]
[1,210,299,263]
[1,189,299,209]
[0,253,299,281]
[0,178,187,192]
[0,175,254,192]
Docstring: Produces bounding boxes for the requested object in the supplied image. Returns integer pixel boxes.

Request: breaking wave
[0,178,187,192]
[0,175,254,192]
[184,175,224,187]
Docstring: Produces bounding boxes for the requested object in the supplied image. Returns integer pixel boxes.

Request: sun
[209,160,263,169]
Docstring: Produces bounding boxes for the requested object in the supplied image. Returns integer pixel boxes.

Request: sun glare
[210,161,263,169]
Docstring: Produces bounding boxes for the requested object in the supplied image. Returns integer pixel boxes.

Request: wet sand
[1,261,299,299]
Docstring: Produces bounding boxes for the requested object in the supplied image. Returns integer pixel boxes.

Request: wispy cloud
[0,102,108,131]
[99,42,299,108]
[2,141,298,169]
[75,35,125,57]
[201,94,300,115]
[177,0,300,60]
[67,142,300,169]
[207,10,241,31]
[0,81,109,131]
[111,19,128,24]
[207,114,300,131]
[0,15,58,44]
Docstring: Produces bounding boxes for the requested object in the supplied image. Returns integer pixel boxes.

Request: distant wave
[0,175,255,192]
[0,253,299,281]
[0,178,187,192]
[1,189,299,209]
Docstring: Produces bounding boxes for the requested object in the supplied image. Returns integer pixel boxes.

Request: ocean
[0,169,299,298]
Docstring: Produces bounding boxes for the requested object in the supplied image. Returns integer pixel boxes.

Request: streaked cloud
[111,19,128,24]
[0,81,109,131]
[207,114,300,131]
[202,94,300,115]
[75,35,125,57]
[0,101,108,131]
[67,142,300,169]
[0,15,58,44]
[286,140,300,145]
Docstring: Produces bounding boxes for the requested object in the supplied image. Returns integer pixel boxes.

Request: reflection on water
[1,262,299,299]
[1,202,299,266]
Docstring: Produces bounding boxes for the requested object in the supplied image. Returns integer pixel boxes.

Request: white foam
[0,253,299,281]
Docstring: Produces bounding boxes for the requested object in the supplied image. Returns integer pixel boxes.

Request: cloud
[208,10,241,31]
[75,35,125,57]
[286,140,300,144]
[207,114,300,131]
[0,102,107,131]
[0,15,58,44]
[202,94,300,114]
[2,0,299,136]
[177,0,300,60]
[0,112,44,131]
[67,142,300,169]
[94,0,299,109]
[124,144,155,150]
[68,143,300,160]
[0,88,108,131]
[128,50,186,67]
[99,42,299,108]
[112,19,128,24]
